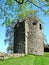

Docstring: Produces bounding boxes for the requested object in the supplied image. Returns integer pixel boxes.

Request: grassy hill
[0,53,49,65]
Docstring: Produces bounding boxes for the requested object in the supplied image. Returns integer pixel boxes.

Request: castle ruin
[11,17,44,55]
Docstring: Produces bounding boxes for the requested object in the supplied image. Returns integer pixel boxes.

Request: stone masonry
[12,16,44,55]
[26,17,44,55]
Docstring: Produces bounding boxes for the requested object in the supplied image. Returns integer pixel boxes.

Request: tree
[0,0,49,25]
[7,43,13,53]
[4,22,15,53]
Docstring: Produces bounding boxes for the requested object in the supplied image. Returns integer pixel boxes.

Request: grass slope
[0,53,49,65]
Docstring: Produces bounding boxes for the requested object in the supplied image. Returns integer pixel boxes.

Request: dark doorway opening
[14,22,25,53]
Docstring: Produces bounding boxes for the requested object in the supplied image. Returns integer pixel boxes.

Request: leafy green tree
[7,43,13,53]
[0,0,49,25]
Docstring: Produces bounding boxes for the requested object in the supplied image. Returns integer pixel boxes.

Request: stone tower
[12,17,44,55]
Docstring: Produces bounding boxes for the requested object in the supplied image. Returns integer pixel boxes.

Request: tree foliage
[0,0,49,25]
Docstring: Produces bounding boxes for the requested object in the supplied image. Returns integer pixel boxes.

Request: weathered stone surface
[27,17,44,55]
[0,52,9,60]
[11,17,44,55]
[0,52,25,60]
[14,22,25,53]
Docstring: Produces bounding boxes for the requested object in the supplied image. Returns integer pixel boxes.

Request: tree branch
[0,6,10,16]
[15,0,46,12]
[15,0,28,4]
[15,0,24,4]
[28,0,46,12]
[41,4,49,7]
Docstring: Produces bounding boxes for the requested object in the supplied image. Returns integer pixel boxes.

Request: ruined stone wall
[14,22,25,53]
[11,17,44,55]
[27,17,44,55]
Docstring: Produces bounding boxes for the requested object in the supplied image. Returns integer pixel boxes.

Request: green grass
[0,53,49,65]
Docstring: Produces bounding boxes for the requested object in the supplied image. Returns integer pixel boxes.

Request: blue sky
[0,27,8,52]
[40,16,49,43]
[0,19,8,52]
[0,25,7,52]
